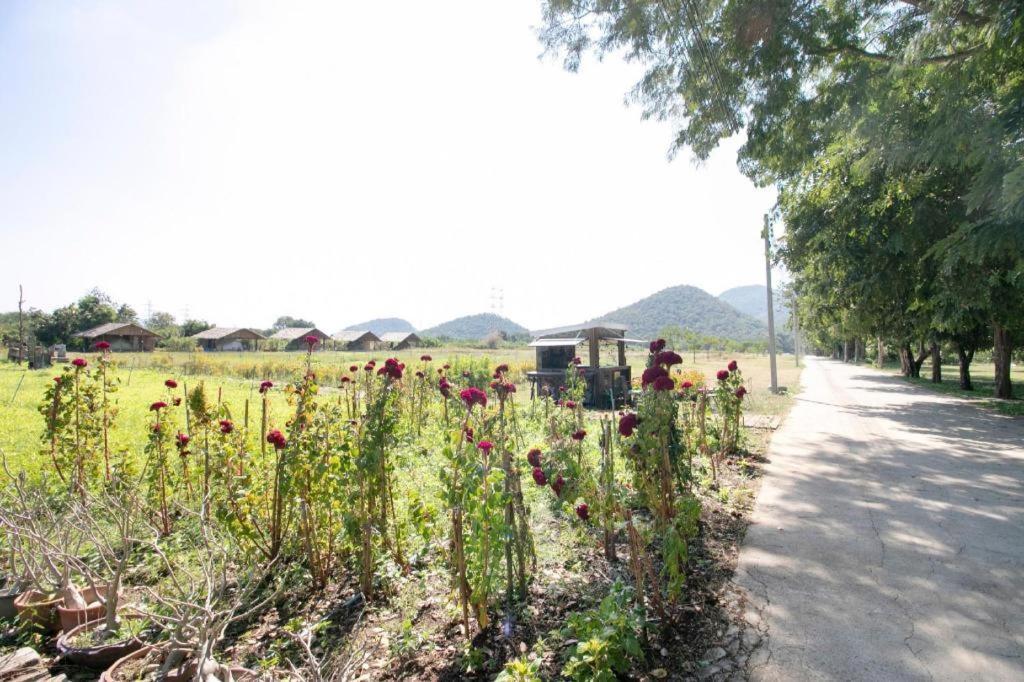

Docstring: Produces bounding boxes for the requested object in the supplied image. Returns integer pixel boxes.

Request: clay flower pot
[57,585,110,633]
[101,647,258,682]
[13,589,62,632]
[0,578,27,620]
[56,615,148,669]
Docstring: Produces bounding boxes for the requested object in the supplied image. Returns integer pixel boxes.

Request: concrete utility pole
[763,214,779,393]
[791,288,801,367]
[17,285,25,365]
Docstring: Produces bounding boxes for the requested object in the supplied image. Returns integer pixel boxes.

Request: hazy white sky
[0,0,778,332]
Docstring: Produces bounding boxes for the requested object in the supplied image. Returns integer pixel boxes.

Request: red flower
[443,363,451,370]
[463,426,474,443]
[364,364,374,372]
[649,338,666,353]
[420,354,432,362]
[380,357,403,380]
[460,387,487,408]
[165,379,178,389]
[571,357,582,365]
[716,369,730,381]
[532,467,547,486]
[681,381,693,389]
[439,377,452,398]
[175,432,190,448]
[150,401,168,411]
[53,376,62,384]
[259,380,273,394]
[462,370,471,378]
[652,375,675,392]
[655,351,682,367]
[477,440,494,455]
[94,341,111,351]
[495,363,509,374]
[349,365,359,373]
[575,503,589,522]
[618,413,638,437]
[504,382,516,394]
[527,448,542,467]
[340,376,351,384]
[551,475,565,497]
[641,366,668,387]
[266,429,287,450]
[71,358,88,368]
[572,429,586,441]
[305,335,320,348]
[735,386,747,400]
[564,400,576,409]
[367,359,377,367]
[728,360,738,372]
[172,397,182,406]
[151,422,161,433]
[219,419,234,434]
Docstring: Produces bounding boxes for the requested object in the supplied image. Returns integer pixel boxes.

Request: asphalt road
[736,358,1024,681]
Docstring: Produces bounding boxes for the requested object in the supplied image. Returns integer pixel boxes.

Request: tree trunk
[843,340,850,362]
[854,338,864,363]
[876,338,884,368]
[899,345,912,376]
[993,323,1013,399]
[956,344,974,391]
[930,341,941,383]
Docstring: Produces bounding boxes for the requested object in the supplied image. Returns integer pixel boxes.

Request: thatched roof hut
[381,332,422,350]
[333,330,381,351]
[269,327,331,351]
[189,327,265,352]
[74,322,158,352]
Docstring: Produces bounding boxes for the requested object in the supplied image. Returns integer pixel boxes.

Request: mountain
[718,285,790,328]
[422,313,529,340]
[344,317,415,335]
[588,285,768,341]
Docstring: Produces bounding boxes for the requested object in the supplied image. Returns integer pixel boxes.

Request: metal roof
[75,322,158,338]
[333,330,381,342]
[269,327,330,341]
[529,322,630,340]
[189,327,265,340]
[528,337,587,347]
[381,332,421,342]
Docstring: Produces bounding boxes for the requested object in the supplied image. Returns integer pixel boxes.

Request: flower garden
[0,338,790,681]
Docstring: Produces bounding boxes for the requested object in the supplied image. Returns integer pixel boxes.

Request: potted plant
[0,540,28,619]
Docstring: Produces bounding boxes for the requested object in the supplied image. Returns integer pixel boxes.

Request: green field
[901,359,1024,416]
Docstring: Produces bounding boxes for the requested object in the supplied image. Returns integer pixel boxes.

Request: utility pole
[16,285,25,365]
[763,214,779,393]
[791,288,801,367]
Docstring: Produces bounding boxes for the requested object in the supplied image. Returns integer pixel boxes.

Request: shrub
[561,581,644,681]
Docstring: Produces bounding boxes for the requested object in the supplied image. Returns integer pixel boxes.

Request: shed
[527,322,646,408]
[269,327,331,351]
[74,322,158,352]
[189,327,265,352]
[381,332,422,350]
[333,330,382,351]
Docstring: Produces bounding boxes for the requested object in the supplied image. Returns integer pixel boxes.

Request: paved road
[736,358,1024,681]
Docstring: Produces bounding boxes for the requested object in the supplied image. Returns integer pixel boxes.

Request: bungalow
[75,322,158,352]
[269,327,331,351]
[189,327,265,352]
[333,330,382,351]
[381,332,422,350]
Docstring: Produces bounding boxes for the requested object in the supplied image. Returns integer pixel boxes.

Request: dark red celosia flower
[717,369,730,381]
[350,365,359,373]
[575,503,589,522]
[527,448,541,467]
[462,371,471,378]
[439,377,452,397]
[572,429,586,441]
[532,467,547,486]
[564,400,576,409]
[259,380,273,393]
[53,376,62,384]
[649,339,666,353]
[219,419,234,434]
[415,371,425,380]
[443,363,450,370]
[165,379,178,389]
[460,387,487,408]
[266,429,287,450]
[641,366,668,387]
[735,386,747,400]
[367,359,377,367]
[495,363,509,374]
[464,427,474,443]
[618,413,638,437]
[653,375,675,392]
[172,397,182,406]
[489,380,499,390]
[681,381,693,389]
[364,364,374,372]
[655,351,683,367]
[94,341,111,351]
[305,335,319,348]
[71,358,88,368]
[305,371,316,382]
[340,376,351,384]
[151,422,161,433]
[728,360,738,372]
[379,357,403,380]
[150,401,168,411]
[504,382,516,394]
[571,357,582,366]
[420,354,432,362]
[477,440,494,455]
[551,475,565,497]
[175,432,190,448]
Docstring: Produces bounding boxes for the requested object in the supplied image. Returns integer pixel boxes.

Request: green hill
[589,285,768,341]
[718,285,790,328]
[344,317,415,335]
[422,313,528,340]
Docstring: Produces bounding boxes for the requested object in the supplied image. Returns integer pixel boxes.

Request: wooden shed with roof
[74,322,159,352]
[189,327,265,352]
[527,322,646,408]
[333,330,382,351]
[269,327,331,351]
[381,332,422,350]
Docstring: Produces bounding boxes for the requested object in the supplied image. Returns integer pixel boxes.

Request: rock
[697,663,723,679]
[748,646,771,668]
[742,630,761,650]
[706,647,727,662]
[651,668,668,678]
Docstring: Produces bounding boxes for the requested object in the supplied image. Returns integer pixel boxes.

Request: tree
[146,311,178,339]
[180,319,213,338]
[272,316,315,330]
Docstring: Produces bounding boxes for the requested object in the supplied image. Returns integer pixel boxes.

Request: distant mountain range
[344,317,416,335]
[718,285,790,328]
[422,313,529,340]
[588,285,769,341]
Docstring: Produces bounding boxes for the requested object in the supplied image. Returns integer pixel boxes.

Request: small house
[527,323,645,408]
[189,327,265,352]
[269,327,331,351]
[75,322,159,352]
[333,330,382,351]
[381,332,421,350]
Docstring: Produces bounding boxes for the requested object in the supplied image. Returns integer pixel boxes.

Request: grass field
[899,358,1024,416]
[0,349,800,472]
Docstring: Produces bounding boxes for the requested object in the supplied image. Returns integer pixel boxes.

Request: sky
[0,0,779,332]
